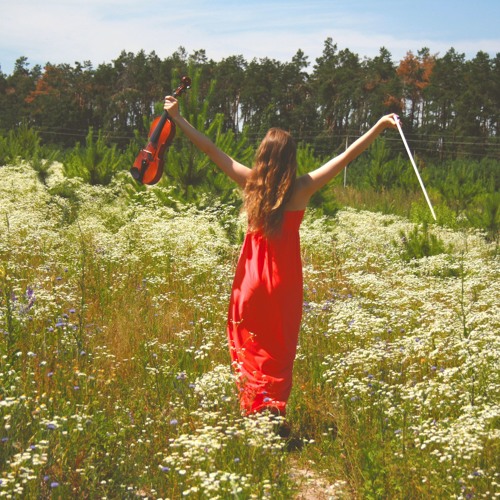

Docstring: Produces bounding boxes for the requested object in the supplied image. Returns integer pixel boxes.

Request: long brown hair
[244,128,297,237]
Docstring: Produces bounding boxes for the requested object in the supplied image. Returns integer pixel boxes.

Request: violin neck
[149,80,188,146]
[149,111,170,145]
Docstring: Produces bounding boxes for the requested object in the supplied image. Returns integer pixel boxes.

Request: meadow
[0,161,499,498]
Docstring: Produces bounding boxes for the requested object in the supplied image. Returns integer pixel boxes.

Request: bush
[63,128,125,185]
[395,221,451,262]
[0,125,43,165]
[467,191,500,245]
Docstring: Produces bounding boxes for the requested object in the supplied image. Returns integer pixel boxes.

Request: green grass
[1,162,499,498]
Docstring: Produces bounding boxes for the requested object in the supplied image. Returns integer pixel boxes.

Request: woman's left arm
[295,114,398,201]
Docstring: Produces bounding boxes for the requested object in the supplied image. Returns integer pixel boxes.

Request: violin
[130,76,191,185]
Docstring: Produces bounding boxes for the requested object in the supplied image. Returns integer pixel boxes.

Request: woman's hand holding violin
[164,96,180,119]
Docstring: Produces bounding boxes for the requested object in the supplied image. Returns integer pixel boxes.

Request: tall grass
[0,162,499,498]
[296,210,499,497]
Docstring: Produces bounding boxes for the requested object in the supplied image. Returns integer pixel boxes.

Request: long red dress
[227,209,305,415]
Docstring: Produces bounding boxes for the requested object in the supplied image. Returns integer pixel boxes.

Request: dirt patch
[290,462,352,499]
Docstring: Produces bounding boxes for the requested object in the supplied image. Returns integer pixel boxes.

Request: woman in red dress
[164,96,397,416]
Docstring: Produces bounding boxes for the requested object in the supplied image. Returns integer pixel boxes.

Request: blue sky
[1,0,499,75]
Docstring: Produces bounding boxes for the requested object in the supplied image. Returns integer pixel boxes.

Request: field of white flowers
[0,162,499,499]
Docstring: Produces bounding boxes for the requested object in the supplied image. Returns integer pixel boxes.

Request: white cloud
[1,0,499,74]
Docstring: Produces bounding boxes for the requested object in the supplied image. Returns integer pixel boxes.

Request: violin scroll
[172,76,192,98]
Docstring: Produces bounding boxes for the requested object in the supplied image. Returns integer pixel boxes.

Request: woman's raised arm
[293,114,399,206]
[164,96,250,188]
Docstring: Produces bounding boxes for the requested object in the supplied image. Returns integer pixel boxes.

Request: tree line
[1,38,499,160]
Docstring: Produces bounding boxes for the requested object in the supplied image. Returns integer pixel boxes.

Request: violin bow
[394,115,437,221]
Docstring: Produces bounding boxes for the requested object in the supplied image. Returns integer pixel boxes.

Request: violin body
[131,113,176,185]
[130,76,191,185]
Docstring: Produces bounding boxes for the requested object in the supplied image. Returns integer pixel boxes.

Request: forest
[0,38,499,240]
[1,38,499,155]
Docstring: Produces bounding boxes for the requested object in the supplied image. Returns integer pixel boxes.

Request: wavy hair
[244,128,297,238]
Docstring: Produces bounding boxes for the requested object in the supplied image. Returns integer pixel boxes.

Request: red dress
[227,210,305,415]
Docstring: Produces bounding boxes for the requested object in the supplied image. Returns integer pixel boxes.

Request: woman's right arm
[291,114,398,208]
[164,96,250,188]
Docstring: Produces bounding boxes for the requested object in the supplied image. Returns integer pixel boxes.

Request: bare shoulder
[285,175,313,211]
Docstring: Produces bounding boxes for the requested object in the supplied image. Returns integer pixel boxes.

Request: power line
[21,125,500,161]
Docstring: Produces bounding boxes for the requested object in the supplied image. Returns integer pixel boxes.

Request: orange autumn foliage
[397,50,436,93]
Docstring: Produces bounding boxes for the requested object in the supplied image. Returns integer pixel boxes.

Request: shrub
[395,221,451,262]
[63,128,125,185]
